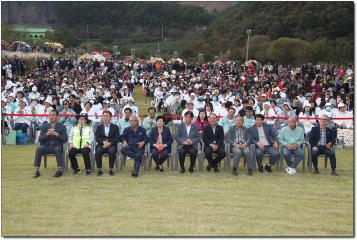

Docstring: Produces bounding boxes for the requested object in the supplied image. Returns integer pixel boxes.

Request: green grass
[1,87,354,236]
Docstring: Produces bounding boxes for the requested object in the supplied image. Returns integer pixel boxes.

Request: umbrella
[242,59,259,66]
[92,51,100,55]
[101,52,112,56]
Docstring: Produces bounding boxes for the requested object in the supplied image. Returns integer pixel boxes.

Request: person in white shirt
[318,103,335,118]
[122,97,139,116]
[81,102,96,123]
[334,103,353,129]
[260,102,276,125]
[215,100,228,117]
[298,103,317,134]
[182,101,199,118]
[28,86,41,101]
[13,99,31,134]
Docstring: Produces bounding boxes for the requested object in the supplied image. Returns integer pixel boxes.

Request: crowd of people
[1,55,354,178]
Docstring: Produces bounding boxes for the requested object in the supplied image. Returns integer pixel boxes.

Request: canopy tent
[78,53,95,60]
[101,51,112,56]
[93,54,106,61]
[213,60,224,65]
[167,58,183,64]
[149,57,165,64]
[241,59,259,66]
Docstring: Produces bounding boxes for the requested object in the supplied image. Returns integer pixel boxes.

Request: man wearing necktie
[68,113,94,175]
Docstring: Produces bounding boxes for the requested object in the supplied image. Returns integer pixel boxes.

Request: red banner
[2,113,353,121]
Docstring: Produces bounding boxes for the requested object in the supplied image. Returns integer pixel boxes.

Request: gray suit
[175,123,200,151]
[174,123,201,171]
[227,125,253,170]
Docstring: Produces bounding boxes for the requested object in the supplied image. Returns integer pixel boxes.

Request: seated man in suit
[278,117,305,175]
[175,111,201,174]
[308,115,337,175]
[33,110,68,178]
[227,115,253,176]
[121,115,148,177]
[203,113,226,172]
[249,114,279,173]
[68,113,94,176]
[95,111,120,176]
[149,116,173,172]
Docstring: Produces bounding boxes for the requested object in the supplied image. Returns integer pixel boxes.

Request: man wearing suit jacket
[203,113,226,172]
[121,115,148,177]
[308,115,337,175]
[33,110,68,178]
[227,116,253,176]
[249,114,279,173]
[175,111,201,173]
[95,111,120,176]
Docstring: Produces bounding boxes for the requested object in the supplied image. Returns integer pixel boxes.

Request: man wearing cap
[122,97,139,116]
[68,113,94,175]
[318,102,335,118]
[29,86,40,101]
[260,102,276,125]
[33,110,68,178]
[182,101,199,118]
[309,115,337,176]
[279,102,296,127]
[278,117,305,175]
[334,103,353,129]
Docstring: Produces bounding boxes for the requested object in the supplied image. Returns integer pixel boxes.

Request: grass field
[1,87,354,236]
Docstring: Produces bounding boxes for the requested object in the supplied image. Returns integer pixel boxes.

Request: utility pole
[245,29,252,62]
[86,24,89,53]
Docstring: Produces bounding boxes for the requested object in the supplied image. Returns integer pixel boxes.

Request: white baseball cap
[338,103,345,108]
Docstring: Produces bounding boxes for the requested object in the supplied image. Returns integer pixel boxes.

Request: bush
[266,37,309,64]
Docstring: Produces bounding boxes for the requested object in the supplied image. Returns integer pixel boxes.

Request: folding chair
[278,143,308,172]
[225,143,256,172]
[147,144,172,170]
[116,143,149,172]
[42,143,68,171]
[306,133,336,173]
[251,144,280,171]
[92,142,122,172]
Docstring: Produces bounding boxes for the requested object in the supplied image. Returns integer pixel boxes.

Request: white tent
[93,54,106,61]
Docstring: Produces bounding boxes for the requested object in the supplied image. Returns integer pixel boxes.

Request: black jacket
[39,122,68,147]
[95,123,120,147]
[203,124,225,149]
[308,125,336,147]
